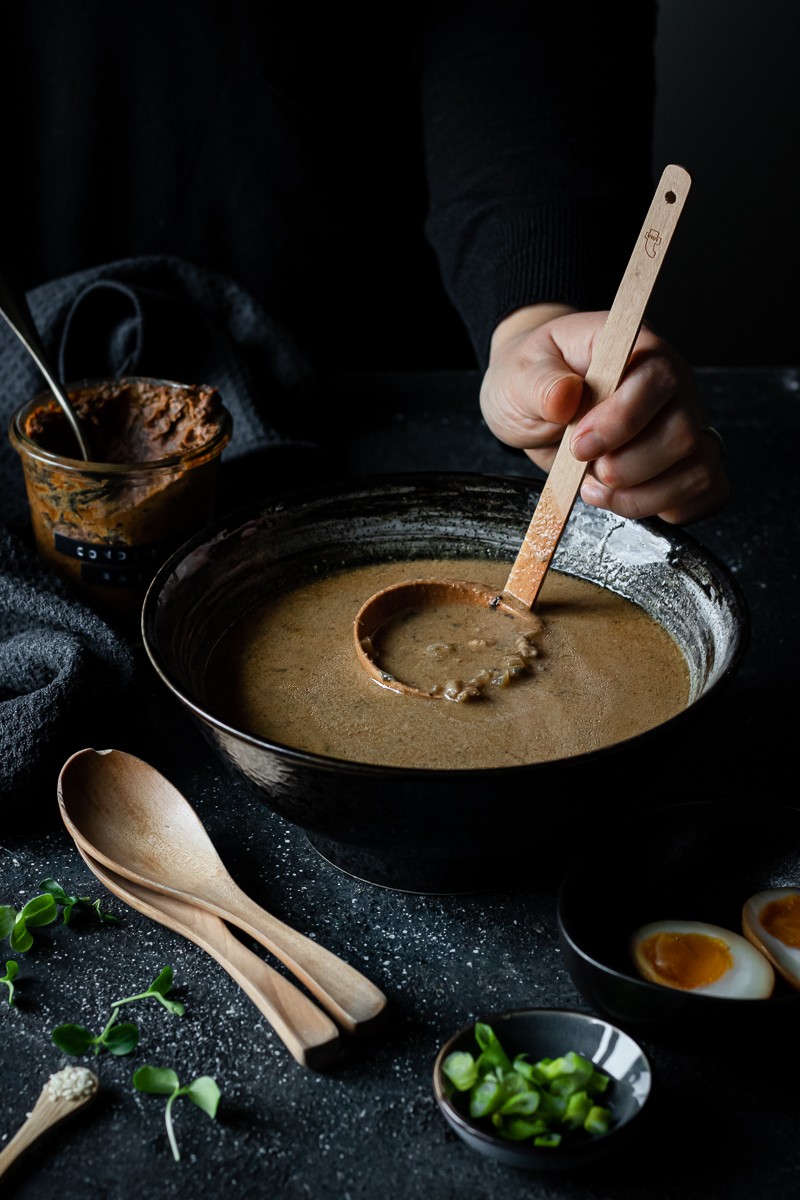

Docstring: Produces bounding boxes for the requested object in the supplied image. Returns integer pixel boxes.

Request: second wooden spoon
[75,845,342,1069]
[57,748,388,1036]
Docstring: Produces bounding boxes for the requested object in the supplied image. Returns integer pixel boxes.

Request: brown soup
[203,557,689,771]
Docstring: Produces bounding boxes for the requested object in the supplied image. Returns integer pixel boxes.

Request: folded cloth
[0,526,136,804]
[0,254,317,808]
[1,253,317,530]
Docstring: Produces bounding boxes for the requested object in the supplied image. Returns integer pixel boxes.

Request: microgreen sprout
[1,959,18,1005]
[0,906,15,941]
[39,878,121,925]
[133,1066,221,1162]
[51,966,183,1057]
[113,966,185,1016]
[52,1011,140,1057]
[1,879,119,954]
[442,1023,613,1146]
[3,894,59,953]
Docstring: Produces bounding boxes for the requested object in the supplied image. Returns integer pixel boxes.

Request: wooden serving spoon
[354,163,692,699]
[75,846,342,1069]
[57,748,388,1036]
[0,1067,98,1181]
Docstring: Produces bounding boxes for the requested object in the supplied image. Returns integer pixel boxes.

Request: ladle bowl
[141,471,749,894]
[353,577,542,699]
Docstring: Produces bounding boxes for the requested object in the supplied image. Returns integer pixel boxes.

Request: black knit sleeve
[416,0,658,368]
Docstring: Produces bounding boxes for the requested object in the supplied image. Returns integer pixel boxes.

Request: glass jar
[8,376,233,627]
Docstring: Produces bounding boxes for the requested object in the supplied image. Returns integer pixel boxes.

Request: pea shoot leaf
[185,1076,221,1119]
[105,1022,140,1056]
[52,1023,96,1056]
[9,918,33,954]
[133,1066,181,1094]
[39,878,121,925]
[1,959,18,1005]
[20,894,58,927]
[0,906,15,940]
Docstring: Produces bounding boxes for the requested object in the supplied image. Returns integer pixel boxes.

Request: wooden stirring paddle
[502,162,692,609]
[354,163,692,698]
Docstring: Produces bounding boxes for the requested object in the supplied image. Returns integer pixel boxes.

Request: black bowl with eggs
[557,798,800,1040]
[141,472,749,894]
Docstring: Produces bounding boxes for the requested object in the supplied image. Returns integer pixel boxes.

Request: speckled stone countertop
[1,368,798,1199]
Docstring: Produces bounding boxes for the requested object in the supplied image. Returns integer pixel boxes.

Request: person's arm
[417,1,657,368]
[416,3,727,524]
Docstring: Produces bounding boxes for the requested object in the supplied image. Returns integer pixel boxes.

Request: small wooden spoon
[75,846,342,1069]
[0,1067,98,1181]
[57,748,388,1035]
[355,164,692,699]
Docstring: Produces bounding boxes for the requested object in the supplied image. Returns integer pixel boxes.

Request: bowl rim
[432,1006,653,1160]
[140,470,751,777]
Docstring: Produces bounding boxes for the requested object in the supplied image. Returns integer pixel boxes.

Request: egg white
[742,887,800,991]
[630,919,775,999]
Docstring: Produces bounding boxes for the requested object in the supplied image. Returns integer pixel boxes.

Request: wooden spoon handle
[0,1104,50,1179]
[199,914,343,1066]
[77,849,342,1069]
[217,886,388,1035]
[57,749,387,1039]
[0,1083,96,1180]
[503,163,692,609]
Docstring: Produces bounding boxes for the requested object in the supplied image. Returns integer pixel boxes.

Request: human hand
[479,305,729,525]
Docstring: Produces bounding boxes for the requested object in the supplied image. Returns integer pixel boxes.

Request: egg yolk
[759,892,800,947]
[639,931,733,989]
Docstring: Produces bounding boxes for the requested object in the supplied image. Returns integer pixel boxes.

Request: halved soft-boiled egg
[630,919,775,998]
[742,887,800,991]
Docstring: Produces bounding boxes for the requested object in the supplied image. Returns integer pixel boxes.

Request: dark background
[2,1,796,374]
[647,0,798,368]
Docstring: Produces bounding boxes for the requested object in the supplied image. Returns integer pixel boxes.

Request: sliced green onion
[447,1024,616,1147]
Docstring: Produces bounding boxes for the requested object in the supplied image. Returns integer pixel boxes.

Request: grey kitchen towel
[0,254,316,805]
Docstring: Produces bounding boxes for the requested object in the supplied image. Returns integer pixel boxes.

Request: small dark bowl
[557,798,800,1043]
[433,1008,652,1171]
[141,472,748,893]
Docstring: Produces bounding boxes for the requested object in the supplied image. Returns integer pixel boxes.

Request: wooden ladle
[57,748,388,1036]
[354,164,692,699]
[75,846,342,1069]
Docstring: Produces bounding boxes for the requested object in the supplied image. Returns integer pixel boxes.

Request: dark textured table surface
[1,366,798,1199]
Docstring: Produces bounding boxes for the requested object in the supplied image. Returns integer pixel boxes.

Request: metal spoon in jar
[0,262,92,460]
[354,164,692,699]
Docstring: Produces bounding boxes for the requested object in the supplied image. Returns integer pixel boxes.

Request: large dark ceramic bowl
[141,472,749,893]
[557,799,800,1043]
